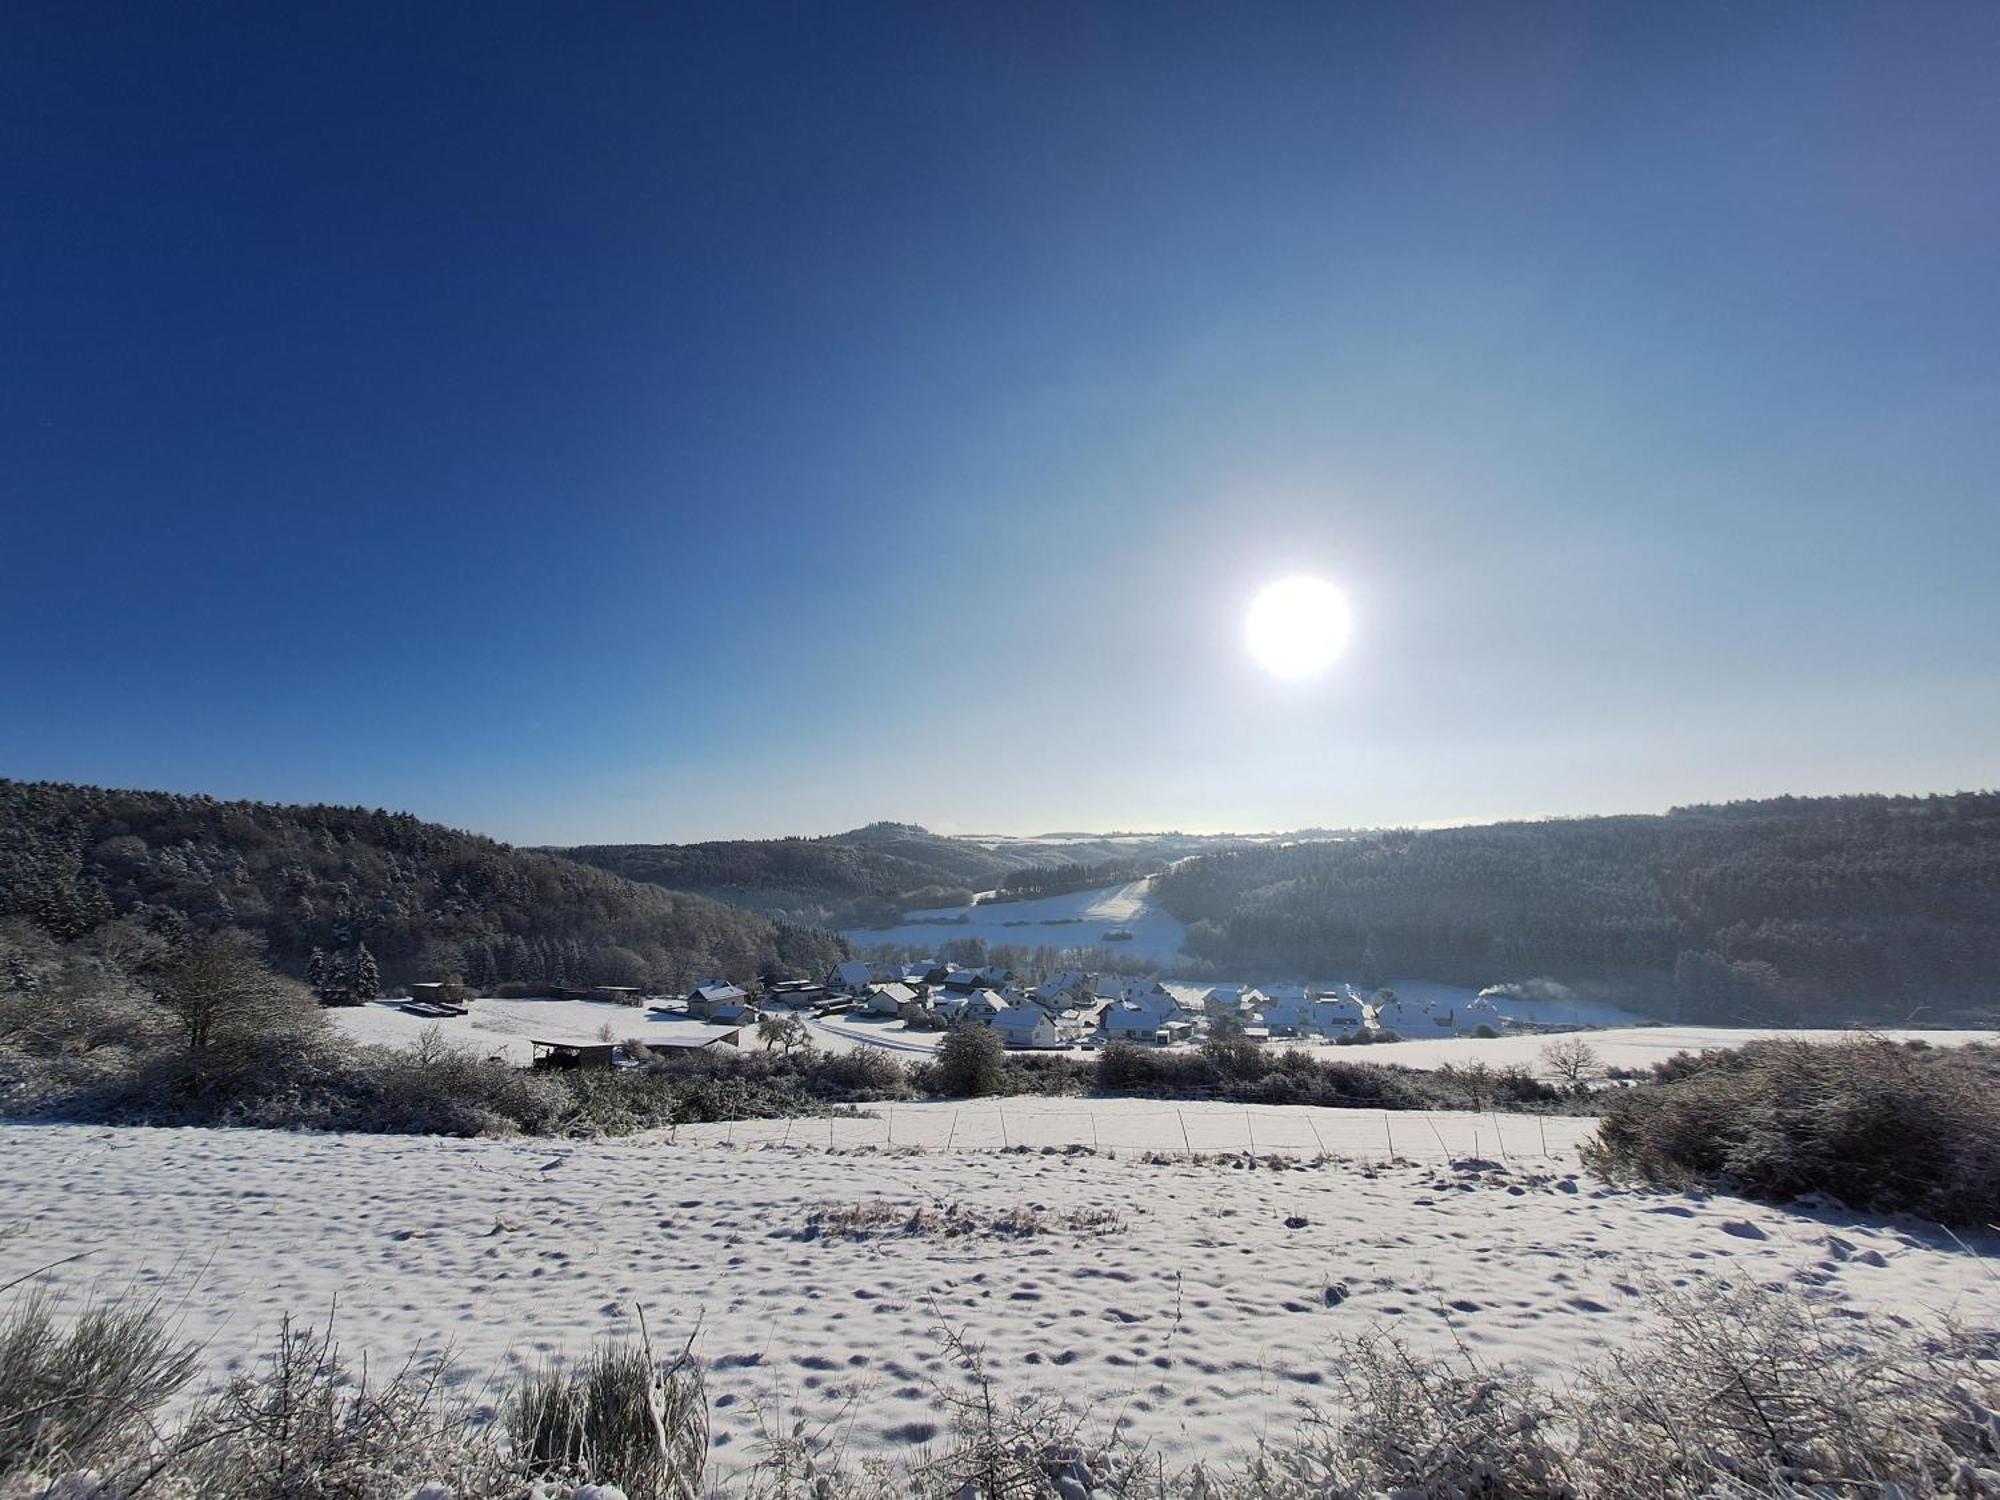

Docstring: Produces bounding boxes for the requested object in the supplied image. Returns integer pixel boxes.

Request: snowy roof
[641,1024,746,1049]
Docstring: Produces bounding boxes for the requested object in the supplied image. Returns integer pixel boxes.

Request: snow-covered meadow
[842,877,1189,965]
[5,1113,1994,1483]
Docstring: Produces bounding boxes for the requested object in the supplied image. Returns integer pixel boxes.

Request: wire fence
[671,1100,1598,1163]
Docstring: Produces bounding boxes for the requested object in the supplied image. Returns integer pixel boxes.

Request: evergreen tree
[305,946,328,999]
[348,944,381,1004]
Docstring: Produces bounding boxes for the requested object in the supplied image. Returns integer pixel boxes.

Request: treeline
[1153,793,2000,1023]
[561,822,1050,928]
[563,824,1271,929]
[0,780,845,993]
[986,856,1155,903]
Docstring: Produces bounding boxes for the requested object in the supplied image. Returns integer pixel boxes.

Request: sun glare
[1245,576,1352,679]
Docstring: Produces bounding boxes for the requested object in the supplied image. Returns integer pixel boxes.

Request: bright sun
[1245,576,1352,678]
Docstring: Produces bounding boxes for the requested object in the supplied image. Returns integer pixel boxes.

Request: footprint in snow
[1719,1219,1768,1240]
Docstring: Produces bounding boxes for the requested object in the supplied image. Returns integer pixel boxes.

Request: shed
[528,1039,619,1070]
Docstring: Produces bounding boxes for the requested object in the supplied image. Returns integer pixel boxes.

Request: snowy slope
[844,877,1188,965]
[4,1116,1994,1484]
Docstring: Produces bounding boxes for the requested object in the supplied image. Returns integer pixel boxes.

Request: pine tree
[348,944,381,1005]
[306,947,328,1000]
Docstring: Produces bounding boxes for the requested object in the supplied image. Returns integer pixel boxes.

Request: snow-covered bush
[0,1292,198,1482]
[509,1345,706,1500]
[1585,1036,2000,1224]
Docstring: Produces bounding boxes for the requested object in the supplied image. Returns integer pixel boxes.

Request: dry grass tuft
[799,1198,1122,1240]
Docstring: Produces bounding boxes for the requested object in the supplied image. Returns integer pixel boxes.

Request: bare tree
[1542,1035,1602,1085]
[156,933,324,1075]
[756,1013,811,1055]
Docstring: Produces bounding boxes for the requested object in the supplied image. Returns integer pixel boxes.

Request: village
[382,957,1522,1068]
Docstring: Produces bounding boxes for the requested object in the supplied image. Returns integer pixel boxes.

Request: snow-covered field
[1289,1025,2000,1077]
[5,1114,1994,1482]
[329,996,821,1065]
[844,877,1189,965]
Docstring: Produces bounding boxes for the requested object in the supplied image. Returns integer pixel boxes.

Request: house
[1258,990,1321,1037]
[1204,985,1267,1019]
[1096,977,1179,1007]
[1102,1001,1181,1041]
[939,964,1013,992]
[1311,993,1367,1034]
[589,985,643,1005]
[1036,970,1095,1004]
[705,1001,759,1027]
[685,980,749,1019]
[991,1005,1064,1049]
[864,982,919,1017]
[828,960,876,995]
[761,979,828,1007]
[406,982,469,1015]
[940,988,1009,1024]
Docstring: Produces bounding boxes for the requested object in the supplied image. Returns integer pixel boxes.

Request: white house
[864,982,919,1017]
[940,988,1009,1024]
[1095,977,1181,1007]
[1258,990,1321,1036]
[1101,996,1200,1042]
[991,1005,1064,1049]
[1035,969,1095,1005]
[827,960,876,995]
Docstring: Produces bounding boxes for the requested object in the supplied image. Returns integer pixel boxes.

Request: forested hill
[1154,793,2000,1024]
[562,824,1269,927]
[0,780,844,991]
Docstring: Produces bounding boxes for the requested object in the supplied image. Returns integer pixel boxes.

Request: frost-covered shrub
[1570,1282,2000,1497]
[0,1293,199,1481]
[1585,1036,2000,1224]
[509,1344,706,1500]
[932,1024,1007,1098]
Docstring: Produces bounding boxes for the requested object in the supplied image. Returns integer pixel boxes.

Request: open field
[5,1112,1994,1483]
[1287,1024,2000,1076]
[327,995,825,1064]
[844,876,1190,964]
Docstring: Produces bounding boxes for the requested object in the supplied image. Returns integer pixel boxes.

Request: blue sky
[5,2,1996,843]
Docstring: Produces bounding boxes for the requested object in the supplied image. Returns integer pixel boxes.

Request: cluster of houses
[689,959,1509,1050]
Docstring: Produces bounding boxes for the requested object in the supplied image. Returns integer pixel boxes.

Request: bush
[1096,1040,1163,1091]
[510,1343,706,1500]
[0,1292,199,1480]
[934,1023,1006,1098]
[1584,1037,2000,1224]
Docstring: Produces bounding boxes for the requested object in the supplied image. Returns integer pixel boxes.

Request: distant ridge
[0,779,843,991]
